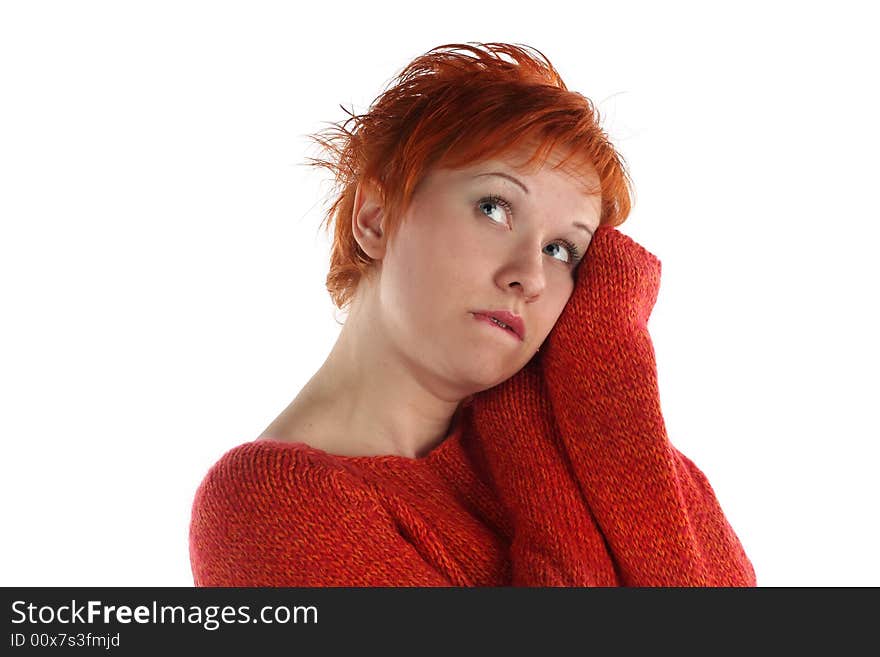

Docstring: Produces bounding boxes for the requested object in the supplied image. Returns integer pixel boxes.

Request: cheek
[407,216,484,292]
[540,290,575,338]
[382,231,464,330]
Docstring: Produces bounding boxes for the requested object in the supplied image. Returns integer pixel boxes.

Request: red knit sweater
[189,226,756,587]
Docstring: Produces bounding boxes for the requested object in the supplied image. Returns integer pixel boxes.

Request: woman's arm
[189,444,455,587]
[542,226,756,586]
[469,226,756,586]
[468,358,621,586]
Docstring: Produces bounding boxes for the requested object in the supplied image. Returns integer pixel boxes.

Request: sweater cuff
[560,225,662,336]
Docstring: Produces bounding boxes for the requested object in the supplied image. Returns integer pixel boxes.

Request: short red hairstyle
[303,42,634,313]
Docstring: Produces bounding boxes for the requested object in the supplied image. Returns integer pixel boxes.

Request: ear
[352,179,387,260]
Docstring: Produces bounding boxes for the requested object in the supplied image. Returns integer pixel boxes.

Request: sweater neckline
[257,408,466,469]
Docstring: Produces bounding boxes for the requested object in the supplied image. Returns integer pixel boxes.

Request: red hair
[303,42,634,313]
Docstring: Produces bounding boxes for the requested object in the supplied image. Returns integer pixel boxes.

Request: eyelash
[478,194,583,265]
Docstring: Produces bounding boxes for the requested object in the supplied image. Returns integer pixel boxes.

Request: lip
[470,309,525,341]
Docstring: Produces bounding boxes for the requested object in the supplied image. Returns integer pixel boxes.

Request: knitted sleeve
[468,359,623,586]
[541,226,757,586]
[189,442,453,587]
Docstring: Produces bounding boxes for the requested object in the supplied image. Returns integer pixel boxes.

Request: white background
[2,1,877,587]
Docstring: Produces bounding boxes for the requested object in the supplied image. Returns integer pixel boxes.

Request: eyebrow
[474,171,595,236]
[476,171,531,194]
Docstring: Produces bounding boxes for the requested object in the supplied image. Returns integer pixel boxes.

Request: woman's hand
[558,224,662,336]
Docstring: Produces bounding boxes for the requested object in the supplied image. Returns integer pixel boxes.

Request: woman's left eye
[477,194,582,266]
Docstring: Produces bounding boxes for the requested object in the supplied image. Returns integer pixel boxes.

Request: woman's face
[366,150,602,392]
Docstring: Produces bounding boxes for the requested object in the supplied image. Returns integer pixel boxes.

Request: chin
[458,364,508,393]
[458,344,525,387]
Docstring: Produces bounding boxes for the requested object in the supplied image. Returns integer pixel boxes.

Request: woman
[189,42,756,587]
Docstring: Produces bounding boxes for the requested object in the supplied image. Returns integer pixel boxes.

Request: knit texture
[189,226,756,587]
[470,225,756,586]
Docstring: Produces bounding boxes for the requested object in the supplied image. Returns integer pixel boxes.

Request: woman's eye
[547,240,583,266]
[478,194,582,266]
[478,195,510,224]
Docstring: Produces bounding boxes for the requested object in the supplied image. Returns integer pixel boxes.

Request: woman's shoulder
[193,438,366,510]
[212,435,352,472]
[189,439,396,587]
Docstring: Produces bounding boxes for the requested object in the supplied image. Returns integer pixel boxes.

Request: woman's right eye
[478,194,513,224]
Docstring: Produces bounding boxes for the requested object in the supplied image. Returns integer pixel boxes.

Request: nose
[500,248,546,300]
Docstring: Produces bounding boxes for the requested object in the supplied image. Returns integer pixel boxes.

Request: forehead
[434,145,601,195]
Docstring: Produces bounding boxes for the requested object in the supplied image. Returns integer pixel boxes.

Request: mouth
[471,312,524,341]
